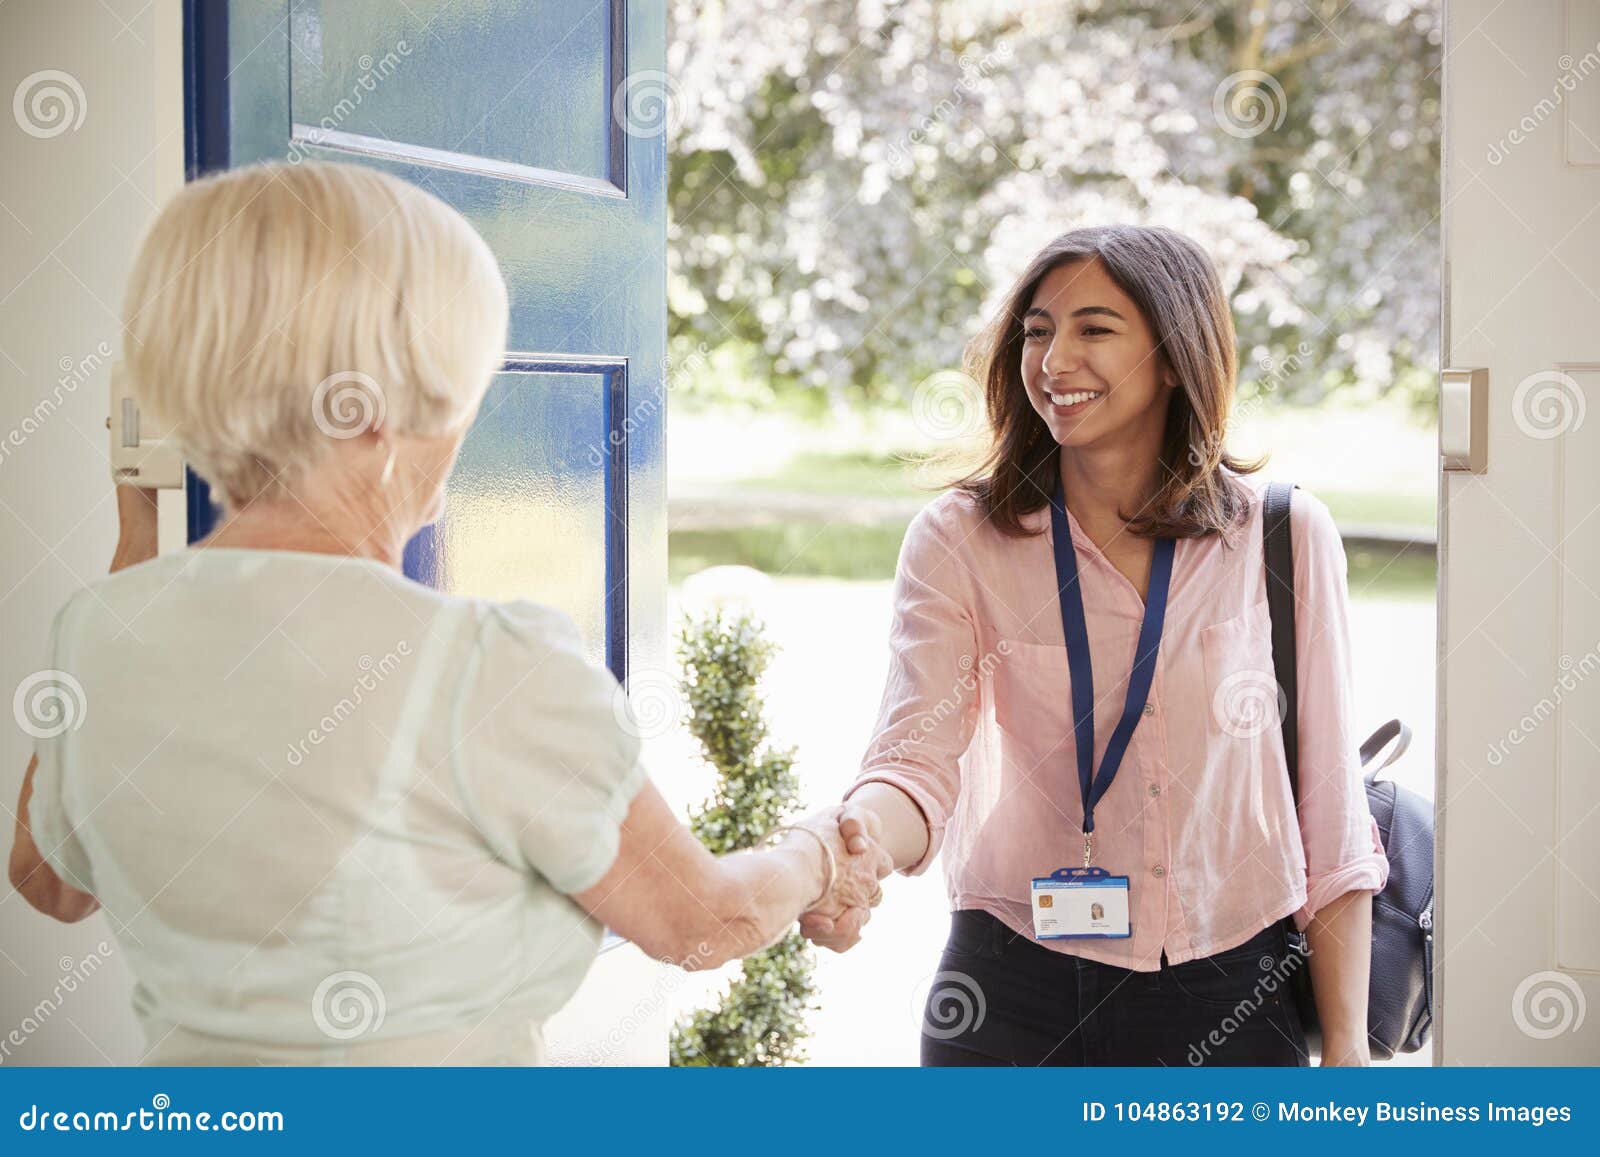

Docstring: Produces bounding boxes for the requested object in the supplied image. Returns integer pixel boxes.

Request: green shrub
[668,609,818,1067]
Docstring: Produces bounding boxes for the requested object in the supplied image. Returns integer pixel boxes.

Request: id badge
[1030,867,1131,939]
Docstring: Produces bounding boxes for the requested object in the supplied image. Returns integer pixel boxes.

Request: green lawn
[669,523,908,584]
[670,519,1435,600]
[734,450,941,499]
[718,451,1436,534]
[1315,489,1436,534]
[670,416,1437,600]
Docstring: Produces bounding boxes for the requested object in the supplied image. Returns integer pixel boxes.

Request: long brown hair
[954,225,1265,542]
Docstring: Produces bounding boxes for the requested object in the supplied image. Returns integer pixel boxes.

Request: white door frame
[1438,0,1600,1065]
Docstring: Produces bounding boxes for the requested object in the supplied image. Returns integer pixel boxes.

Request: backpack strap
[1262,481,1300,802]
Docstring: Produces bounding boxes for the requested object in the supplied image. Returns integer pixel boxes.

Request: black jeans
[920,910,1311,1066]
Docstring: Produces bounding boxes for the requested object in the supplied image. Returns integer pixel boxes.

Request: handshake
[786,802,894,953]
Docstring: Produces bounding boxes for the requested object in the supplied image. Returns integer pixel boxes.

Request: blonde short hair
[121,161,509,509]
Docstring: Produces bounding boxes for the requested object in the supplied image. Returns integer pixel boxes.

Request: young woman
[803,226,1389,1067]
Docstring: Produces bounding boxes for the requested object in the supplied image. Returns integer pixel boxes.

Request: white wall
[0,0,184,1065]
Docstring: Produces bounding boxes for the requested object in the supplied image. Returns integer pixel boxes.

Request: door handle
[1440,367,1487,473]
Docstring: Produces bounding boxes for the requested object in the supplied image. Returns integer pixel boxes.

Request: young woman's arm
[1305,889,1374,1065]
[802,504,980,952]
[573,781,891,970]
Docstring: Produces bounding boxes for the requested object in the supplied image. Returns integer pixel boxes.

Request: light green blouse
[27,548,647,1065]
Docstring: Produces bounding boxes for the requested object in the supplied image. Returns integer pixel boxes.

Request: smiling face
[1019,257,1172,451]
[958,226,1248,539]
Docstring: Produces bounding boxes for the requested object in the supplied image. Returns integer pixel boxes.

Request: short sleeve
[26,748,97,896]
[449,600,649,895]
[25,595,97,895]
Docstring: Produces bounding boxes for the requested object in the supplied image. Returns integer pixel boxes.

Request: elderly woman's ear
[373,429,398,488]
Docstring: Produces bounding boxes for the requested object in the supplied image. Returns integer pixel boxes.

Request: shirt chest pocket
[1198,598,1283,741]
[990,624,1137,763]
[990,639,1072,761]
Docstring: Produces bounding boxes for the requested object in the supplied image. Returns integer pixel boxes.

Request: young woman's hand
[1319,1034,1372,1066]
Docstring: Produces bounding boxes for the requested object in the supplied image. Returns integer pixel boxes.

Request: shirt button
[1152,865,1166,878]
[1148,784,1161,797]
[1142,702,1155,717]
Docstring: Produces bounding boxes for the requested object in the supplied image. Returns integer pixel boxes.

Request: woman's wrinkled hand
[795,802,890,953]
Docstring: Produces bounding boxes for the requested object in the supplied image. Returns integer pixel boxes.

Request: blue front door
[185,0,666,682]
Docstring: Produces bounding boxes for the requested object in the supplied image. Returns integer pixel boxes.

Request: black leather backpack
[1262,481,1434,1059]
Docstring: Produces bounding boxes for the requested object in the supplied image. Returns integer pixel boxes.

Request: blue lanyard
[1049,476,1175,863]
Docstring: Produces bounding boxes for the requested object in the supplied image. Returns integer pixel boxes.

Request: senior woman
[7,161,888,1065]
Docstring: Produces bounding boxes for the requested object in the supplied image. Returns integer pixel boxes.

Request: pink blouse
[846,472,1389,971]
